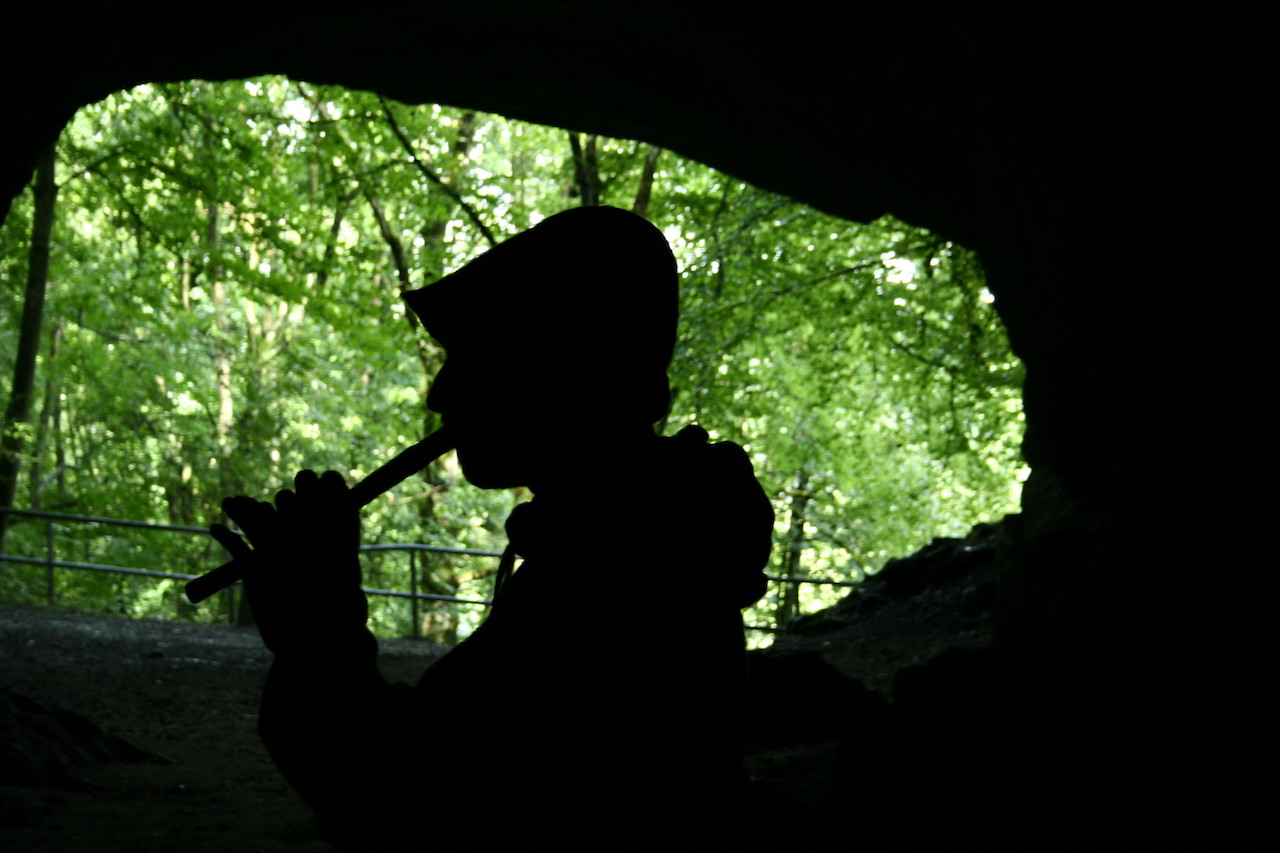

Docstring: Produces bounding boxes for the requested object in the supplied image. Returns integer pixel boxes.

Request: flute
[184,428,454,604]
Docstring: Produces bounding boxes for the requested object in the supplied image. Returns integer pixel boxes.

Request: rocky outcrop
[0,688,167,788]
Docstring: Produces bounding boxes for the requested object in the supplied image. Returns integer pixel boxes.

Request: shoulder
[667,424,756,477]
[665,425,771,515]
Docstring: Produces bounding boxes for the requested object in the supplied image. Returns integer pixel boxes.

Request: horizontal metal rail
[1,506,212,535]
[0,507,504,559]
[0,553,202,581]
[0,553,495,608]
[2,505,859,637]
[768,574,861,588]
[361,584,492,607]
[360,543,504,559]
[0,506,856,590]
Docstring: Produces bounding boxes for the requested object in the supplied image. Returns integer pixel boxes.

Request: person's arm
[217,471,415,848]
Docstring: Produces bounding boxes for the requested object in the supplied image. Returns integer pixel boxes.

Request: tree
[0,77,1024,641]
[0,143,57,555]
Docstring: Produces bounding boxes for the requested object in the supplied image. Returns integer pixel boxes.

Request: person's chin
[457,449,528,490]
[463,470,522,489]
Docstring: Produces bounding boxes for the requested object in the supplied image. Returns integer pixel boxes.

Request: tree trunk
[778,471,812,629]
[208,202,234,486]
[201,188,246,623]
[28,318,62,511]
[569,133,600,206]
[632,145,661,218]
[0,142,58,553]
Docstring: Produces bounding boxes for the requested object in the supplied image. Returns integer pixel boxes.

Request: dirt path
[0,606,445,852]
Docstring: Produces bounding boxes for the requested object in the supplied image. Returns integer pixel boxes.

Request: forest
[0,77,1025,645]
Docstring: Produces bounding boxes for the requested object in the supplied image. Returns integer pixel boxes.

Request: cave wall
[3,4,1215,657]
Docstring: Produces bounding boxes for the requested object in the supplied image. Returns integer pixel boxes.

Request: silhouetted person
[218,206,772,849]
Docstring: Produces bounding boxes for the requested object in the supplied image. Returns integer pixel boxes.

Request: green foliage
[0,77,1024,644]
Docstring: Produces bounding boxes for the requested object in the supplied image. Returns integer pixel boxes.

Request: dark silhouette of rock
[0,688,168,789]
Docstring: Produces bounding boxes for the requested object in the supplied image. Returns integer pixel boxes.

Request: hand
[213,470,365,655]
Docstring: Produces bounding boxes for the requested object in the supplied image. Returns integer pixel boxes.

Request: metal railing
[0,507,502,637]
[0,506,860,638]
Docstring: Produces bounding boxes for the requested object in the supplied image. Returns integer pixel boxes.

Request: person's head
[404,206,678,488]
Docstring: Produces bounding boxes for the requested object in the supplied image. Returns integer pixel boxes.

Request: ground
[0,540,995,850]
[0,607,446,852]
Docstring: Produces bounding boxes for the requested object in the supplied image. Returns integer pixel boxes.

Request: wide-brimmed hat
[403,206,678,371]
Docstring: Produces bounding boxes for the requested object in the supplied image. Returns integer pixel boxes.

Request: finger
[319,469,347,496]
[294,469,320,494]
[209,523,253,559]
[275,488,297,515]
[223,496,276,535]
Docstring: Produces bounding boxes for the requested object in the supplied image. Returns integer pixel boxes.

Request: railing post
[410,550,420,639]
[45,515,54,605]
